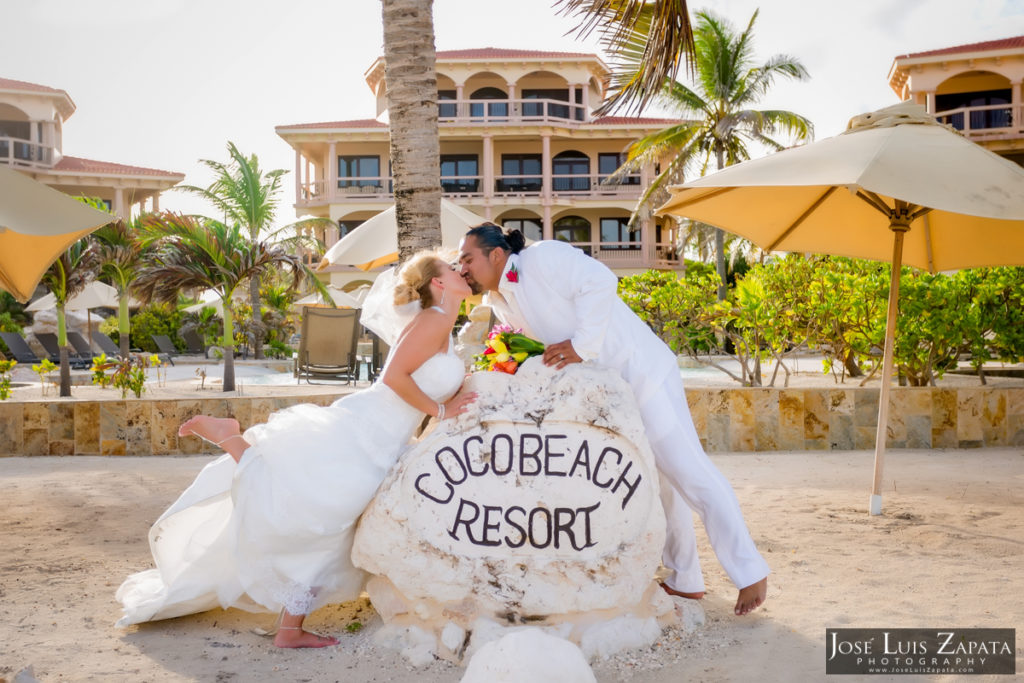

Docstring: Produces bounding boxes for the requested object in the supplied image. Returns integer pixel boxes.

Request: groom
[458,224,769,615]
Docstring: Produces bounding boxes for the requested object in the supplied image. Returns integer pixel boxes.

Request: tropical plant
[0,291,31,328]
[124,303,185,353]
[0,311,24,356]
[136,212,328,391]
[177,142,332,359]
[32,358,57,396]
[0,359,16,400]
[92,214,151,358]
[556,0,694,116]
[381,0,443,262]
[610,9,812,299]
[39,236,99,396]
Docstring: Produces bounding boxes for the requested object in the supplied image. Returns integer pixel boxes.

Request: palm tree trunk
[382,0,442,262]
[57,305,71,397]
[715,146,728,301]
[118,294,130,359]
[222,300,236,392]
[249,276,264,360]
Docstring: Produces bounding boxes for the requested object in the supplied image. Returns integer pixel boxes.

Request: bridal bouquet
[473,324,545,375]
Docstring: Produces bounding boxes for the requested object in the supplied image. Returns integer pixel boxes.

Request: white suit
[484,240,769,591]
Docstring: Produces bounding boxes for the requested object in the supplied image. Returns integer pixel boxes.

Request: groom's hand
[543,340,581,370]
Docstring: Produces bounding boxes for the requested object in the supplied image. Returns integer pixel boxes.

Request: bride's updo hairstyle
[465,223,526,256]
[393,251,445,309]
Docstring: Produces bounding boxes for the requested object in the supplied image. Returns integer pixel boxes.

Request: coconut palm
[177,142,332,359]
[381,0,443,262]
[555,0,694,116]
[610,9,812,299]
[40,237,99,396]
[136,212,329,392]
[92,215,149,358]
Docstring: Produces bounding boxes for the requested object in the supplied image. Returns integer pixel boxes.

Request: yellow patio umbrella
[319,198,489,270]
[0,165,114,302]
[657,101,1024,515]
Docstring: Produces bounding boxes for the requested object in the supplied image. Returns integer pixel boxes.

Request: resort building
[889,35,1024,166]
[0,77,183,217]
[275,48,682,288]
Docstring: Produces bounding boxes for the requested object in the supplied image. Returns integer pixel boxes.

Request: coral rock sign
[353,359,680,664]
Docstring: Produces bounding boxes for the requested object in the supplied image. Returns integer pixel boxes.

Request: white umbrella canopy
[182,288,248,315]
[26,280,141,312]
[320,198,489,270]
[291,285,363,310]
[0,165,114,302]
[657,102,1024,516]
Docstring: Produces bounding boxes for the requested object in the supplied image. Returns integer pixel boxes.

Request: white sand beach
[1,448,1021,682]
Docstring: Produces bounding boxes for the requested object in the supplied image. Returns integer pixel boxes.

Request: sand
[1,448,1021,682]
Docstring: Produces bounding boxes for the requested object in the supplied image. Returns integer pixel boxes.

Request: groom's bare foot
[178,415,240,444]
[734,577,768,615]
[273,628,339,649]
[660,582,705,600]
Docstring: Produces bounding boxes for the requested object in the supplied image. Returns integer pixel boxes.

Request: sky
[5,0,1024,230]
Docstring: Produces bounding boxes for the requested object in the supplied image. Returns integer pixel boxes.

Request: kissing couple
[116,224,769,648]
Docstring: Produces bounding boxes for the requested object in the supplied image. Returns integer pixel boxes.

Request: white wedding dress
[116,343,465,626]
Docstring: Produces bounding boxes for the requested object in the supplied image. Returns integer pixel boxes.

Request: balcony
[298,173,643,206]
[561,241,681,269]
[438,97,587,125]
[935,103,1023,141]
[0,136,55,168]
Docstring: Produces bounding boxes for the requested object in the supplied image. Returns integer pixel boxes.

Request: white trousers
[636,372,770,593]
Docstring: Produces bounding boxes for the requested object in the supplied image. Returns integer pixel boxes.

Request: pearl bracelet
[437,402,445,420]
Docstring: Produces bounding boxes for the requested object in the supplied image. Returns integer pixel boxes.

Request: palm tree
[611,9,812,299]
[555,0,694,116]
[178,142,331,359]
[381,0,443,261]
[92,216,149,358]
[40,238,99,396]
[136,212,329,392]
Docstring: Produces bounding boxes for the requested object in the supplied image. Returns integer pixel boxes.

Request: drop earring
[440,288,447,307]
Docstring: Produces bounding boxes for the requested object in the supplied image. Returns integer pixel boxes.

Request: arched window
[470,87,508,119]
[501,217,542,242]
[553,215,591,255]
[552,151,590,192]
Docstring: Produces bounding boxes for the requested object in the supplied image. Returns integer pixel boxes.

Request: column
[328,141,337,200]
[581,82,590,121]
[506,82,517,120]
[541,133,551,199]
[113,188,126,219]
[1011,80,1022,134]
[152,193,160,212]
[294,150,302,201]
[569,84,580,120]
[305,158,312,197]
[456,84,465,118]
[542,205,552,241]
[482,134,494,199]
[923,90,935,114]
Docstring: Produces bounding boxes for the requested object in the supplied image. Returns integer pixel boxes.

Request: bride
[116,251,475,648]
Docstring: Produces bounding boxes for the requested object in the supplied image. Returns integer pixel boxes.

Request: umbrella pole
[870,224,908,515]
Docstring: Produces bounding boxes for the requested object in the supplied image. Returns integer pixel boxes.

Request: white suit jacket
[484,240,676,406]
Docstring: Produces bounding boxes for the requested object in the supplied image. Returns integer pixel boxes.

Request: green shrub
[0,311,24,356]
[127,303,185,352]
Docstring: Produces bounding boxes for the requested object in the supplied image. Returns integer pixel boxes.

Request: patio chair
[150,334,178,366]
[0,332,41,364]
[67,332,98,361]
[180,328,206,355]
[369,331,391,381]
[34,332,91,369]
[92,331,124,358]
[295,307,360,384]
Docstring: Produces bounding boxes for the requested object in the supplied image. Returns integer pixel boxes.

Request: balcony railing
[560,241,681,268]
[0,136,55,168]
[935,103,1023,139]
[438,97,587,125]
[298,173,643,205]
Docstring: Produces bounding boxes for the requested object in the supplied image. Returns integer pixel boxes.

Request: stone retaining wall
[0,386,1021,456]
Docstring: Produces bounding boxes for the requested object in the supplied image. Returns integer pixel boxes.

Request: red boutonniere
[506,264,520,283]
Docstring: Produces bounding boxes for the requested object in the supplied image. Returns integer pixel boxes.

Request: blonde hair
[393,251,445,309]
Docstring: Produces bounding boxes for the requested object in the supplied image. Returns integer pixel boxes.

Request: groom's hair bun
[466,223,526,255]
[394,251,444,309]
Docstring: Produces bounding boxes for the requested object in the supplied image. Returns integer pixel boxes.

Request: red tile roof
[435,48,596,60]
[0,77,66,94]
[898,35,1024,59]
[53,155,183,178]
[276,118,387,130]
[589,116,678,126]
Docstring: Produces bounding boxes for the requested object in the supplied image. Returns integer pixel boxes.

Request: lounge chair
[67,332,97,361]
[150,334,178,366]
[295,307,360,384]
[35,332,92,369]
[180,328,206,355]
[0,332,41,364]
[92,331,122,358]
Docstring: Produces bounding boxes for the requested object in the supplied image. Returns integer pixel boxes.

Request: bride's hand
[442,388,477,419]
